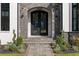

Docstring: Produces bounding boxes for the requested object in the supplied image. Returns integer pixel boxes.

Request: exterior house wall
[0,3,74,44]
[18,3,55,39]
[0,3,17,44]
[62,4,79,44]
[54,4,62,37]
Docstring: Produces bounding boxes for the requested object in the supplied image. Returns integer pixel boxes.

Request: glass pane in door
[40,11,48,35]
[31,12,40,35]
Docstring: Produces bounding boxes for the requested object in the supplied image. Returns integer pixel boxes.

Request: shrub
[74,36,79,46]
[72,46,79,51]
[8,43,20,53]
[53,44,61,53]
[55,31,69,51]
[8,30,24,53]
[15,36,23,46]
[74,36,79,50]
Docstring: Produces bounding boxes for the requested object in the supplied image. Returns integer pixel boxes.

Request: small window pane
[1,3,10,31]
[72,3,78,31]
[2,11,9,16]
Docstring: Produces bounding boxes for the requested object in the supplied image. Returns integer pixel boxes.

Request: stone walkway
[27,39,53,56]
[26,43,53,56]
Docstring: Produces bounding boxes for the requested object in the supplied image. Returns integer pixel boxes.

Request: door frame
[27,7,52,38]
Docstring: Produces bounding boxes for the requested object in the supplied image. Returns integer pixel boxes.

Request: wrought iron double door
[31,11,48,36]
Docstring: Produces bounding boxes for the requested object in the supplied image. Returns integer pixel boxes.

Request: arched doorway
[31,10,48,36]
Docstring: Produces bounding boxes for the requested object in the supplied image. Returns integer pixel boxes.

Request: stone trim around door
[27,7,53,38]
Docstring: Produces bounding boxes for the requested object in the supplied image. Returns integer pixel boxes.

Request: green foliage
[8,42,20,53]
[0,53,23,56]
[15,36,23,46]
[53,44,61,53]
[72,46,79,51]
[8,30,24,53]
[55,31,69,51]
[73,36,79,50]
[8,42,25,53]
[74,37,79,46]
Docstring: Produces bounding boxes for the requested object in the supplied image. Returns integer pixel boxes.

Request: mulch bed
[0,45,15,54]
[53,49,79,54]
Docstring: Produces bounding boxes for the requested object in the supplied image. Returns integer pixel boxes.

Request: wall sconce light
[20,14,24,19]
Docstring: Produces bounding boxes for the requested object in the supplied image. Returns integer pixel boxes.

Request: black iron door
[31,11,48,36]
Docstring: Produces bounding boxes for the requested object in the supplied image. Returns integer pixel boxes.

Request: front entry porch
[18,3,62,56]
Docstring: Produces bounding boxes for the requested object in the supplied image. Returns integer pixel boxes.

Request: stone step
[25,38,53,44]
[25,37,53,56]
